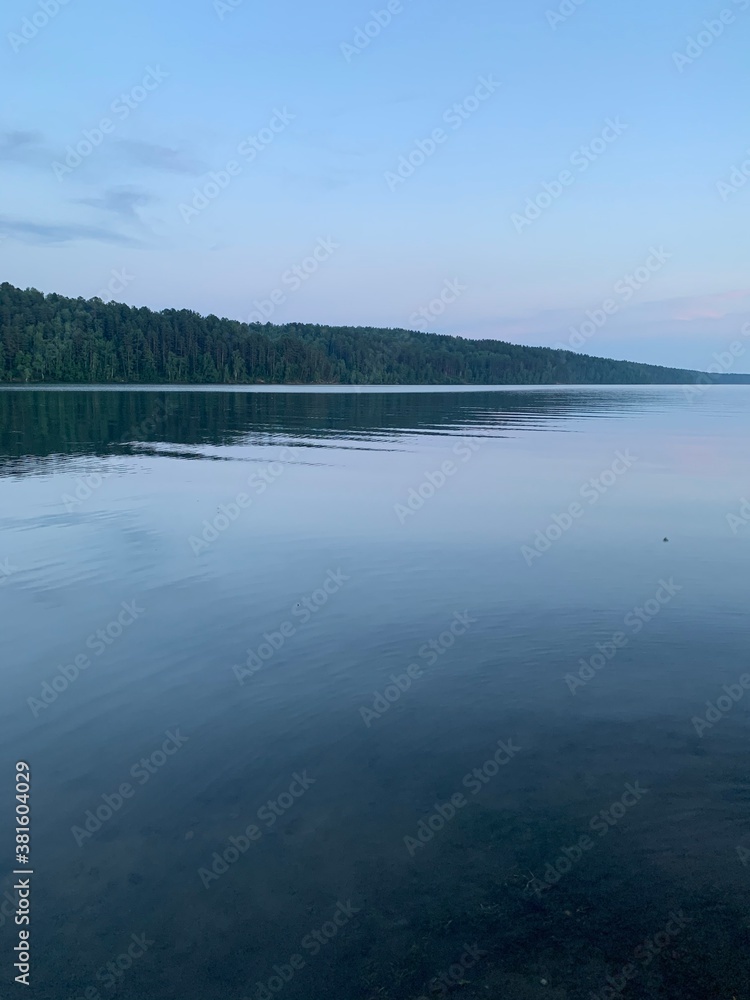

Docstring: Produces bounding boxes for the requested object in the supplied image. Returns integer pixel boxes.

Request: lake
[1,384,749,1000]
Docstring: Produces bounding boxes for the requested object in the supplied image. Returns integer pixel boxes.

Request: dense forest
[0,281,741,385]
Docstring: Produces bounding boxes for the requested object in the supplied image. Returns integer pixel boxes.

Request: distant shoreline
[4,282,750,387]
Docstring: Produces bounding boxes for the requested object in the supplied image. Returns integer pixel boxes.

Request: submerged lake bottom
[1,384,749,999]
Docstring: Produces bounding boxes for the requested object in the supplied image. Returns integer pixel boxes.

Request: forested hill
[0,281,740,386]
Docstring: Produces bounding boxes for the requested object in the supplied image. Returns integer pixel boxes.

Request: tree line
[0,282,731,386]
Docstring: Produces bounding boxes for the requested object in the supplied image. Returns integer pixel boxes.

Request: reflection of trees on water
[0,387,680,477]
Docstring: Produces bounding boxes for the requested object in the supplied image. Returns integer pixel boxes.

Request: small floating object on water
[663,537,669,542]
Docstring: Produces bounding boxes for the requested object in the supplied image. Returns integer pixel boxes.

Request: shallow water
[1,384,749,1000]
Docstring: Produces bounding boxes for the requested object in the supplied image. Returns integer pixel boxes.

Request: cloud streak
[0,130,53,168]
[114,140,207,175]
[76,186,158,220]
[0,216,142,247]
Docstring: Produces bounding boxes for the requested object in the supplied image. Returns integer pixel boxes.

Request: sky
[1,0,749,370]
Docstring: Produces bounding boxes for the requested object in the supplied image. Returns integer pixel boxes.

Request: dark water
[1,385,750,1000]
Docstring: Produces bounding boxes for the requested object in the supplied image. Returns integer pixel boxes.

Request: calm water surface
[1,385,749,1000]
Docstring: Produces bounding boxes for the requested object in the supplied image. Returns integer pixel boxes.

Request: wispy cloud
[669,290,750,322]
[114,140,207,175]
[76,186,158,220]
[441,290,750,353]
[0,216,142,247]
[274,165,362,194]
[0,130,207,180]
[0,129,53,167]
[294,129,378,157]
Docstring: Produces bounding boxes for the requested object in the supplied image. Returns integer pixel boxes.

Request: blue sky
[1,0,749,369]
